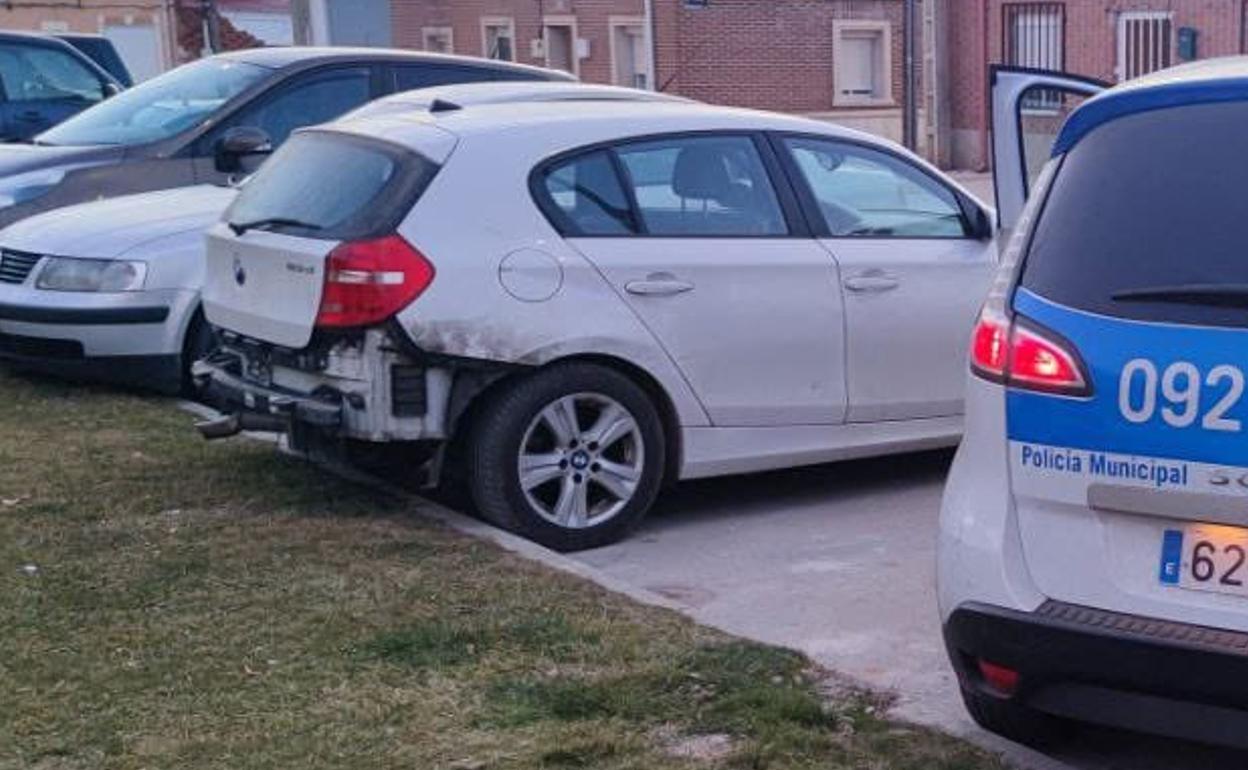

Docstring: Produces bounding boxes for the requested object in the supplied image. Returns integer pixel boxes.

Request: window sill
[832,97,897,109]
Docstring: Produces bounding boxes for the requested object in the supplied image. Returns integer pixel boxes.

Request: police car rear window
[1020,100,1248,328]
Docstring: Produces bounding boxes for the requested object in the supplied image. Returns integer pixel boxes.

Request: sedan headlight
[0,167,69,208]
[36,257,147,292]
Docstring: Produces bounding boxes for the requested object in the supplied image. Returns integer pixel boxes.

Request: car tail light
[315,234,434,328]
[977,659,1020,696]
[969,307,1091,396]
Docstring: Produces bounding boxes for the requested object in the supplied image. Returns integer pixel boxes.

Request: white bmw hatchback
[197,97,996,550]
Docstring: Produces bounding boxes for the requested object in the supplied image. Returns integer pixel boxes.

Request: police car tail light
[970,308,1091,396]
[1008,318,1090,396]
[977,659,1020,696]
[315,234,435,328]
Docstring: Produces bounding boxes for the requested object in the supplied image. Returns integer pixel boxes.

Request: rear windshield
[224,131,438,241]
[1020,101,1248,328]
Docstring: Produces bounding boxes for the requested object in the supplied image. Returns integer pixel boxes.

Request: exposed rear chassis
[191,324,517,468]
[192,359,343,434]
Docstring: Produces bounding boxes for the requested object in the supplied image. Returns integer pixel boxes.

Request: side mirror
[957,190,995,240]
[974,206,997,240]
[215,126,272,173]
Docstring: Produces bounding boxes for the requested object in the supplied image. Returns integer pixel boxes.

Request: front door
[776,134,997,422]
[990,66,1107,230]
[547,133,848,426]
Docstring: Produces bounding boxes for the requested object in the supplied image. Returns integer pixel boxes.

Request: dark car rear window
[224,131,438,241]
[1020,100,1248,328]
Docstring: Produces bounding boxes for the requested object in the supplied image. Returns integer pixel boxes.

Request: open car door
[991,66,1107,230]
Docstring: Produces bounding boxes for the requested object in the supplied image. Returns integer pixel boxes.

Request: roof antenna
[429,98,462,113]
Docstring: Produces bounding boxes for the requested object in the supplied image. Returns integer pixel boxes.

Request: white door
[544,25,575,74]
[613,24,647,88]
[777,135,996,422]
[1117,11,1173,82]
[546,135,847,426]
[990,66,1106,230]
[103,23,161,82]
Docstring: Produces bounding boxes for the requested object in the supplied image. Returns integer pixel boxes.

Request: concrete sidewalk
[568,453,1247,770]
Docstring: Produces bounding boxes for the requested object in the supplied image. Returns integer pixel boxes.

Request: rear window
[1021,101,1248,327]
[224,131,437,241]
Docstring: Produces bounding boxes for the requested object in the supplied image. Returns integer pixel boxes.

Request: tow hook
[196,411,288,439]
[196,413,241,439]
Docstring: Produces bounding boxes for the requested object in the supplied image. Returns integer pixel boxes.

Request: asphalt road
[571,451,1247,770]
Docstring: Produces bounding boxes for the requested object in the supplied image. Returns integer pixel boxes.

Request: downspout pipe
[644,0,656,90]
[979,0,990,171]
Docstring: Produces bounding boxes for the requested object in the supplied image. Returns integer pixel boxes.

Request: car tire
[466,362,666,552]
[960,686,1066,748]
[181,309,218,397]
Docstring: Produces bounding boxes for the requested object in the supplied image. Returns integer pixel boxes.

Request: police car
[939,60,1248,748]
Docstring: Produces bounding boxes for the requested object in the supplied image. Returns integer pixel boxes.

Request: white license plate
[1160,524,1248,596]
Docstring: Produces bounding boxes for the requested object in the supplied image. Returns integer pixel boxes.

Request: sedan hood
[0,184,236,260]
[0,142,121,177]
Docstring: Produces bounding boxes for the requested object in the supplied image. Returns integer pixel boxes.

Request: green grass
[0,370,1009,770]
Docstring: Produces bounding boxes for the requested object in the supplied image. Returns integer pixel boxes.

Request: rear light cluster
[970,307,1091,396]
[315,234,435,328]
[977,659,1020,696]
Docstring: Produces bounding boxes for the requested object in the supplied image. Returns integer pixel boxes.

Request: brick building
[394,0,1248,170]
[947,0,1248,169]
[8,1,1241,170]
[393,0,929,152]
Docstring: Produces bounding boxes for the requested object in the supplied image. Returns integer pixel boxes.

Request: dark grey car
[0,47,571,228]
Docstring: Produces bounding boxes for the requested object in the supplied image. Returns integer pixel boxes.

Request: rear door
[997,84,1248,628]
[990,66,1105,230]
[777,134,996,422]
[547,133,848,426]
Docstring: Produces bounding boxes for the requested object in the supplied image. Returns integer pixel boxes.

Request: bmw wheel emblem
[233,257,246,286]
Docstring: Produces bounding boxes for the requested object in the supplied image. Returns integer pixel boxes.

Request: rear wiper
[229,217,322,236]
[1111,284,1248,308]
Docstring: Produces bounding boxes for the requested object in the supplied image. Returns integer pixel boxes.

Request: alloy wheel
[517,392,645,529]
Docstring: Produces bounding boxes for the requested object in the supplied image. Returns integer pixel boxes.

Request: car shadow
[643,448,956,528]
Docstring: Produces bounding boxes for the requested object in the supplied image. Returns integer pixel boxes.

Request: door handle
[844,271,900,293]
[625,276,695,296]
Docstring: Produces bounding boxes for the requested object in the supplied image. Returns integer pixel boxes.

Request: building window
[482,18,515,61]
[421,26,453,54]
[833,21,892,106]
[610,19,650,89]
[1117,11,1173,81]
[1003,3,1065,110]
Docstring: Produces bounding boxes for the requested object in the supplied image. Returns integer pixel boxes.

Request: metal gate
[1118,11,1173,81]
[1002,3,1065,110]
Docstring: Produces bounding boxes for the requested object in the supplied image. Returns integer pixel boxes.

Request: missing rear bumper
[191,358,343,438]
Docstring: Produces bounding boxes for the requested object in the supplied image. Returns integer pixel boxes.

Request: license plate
[1160,524,1248,596]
